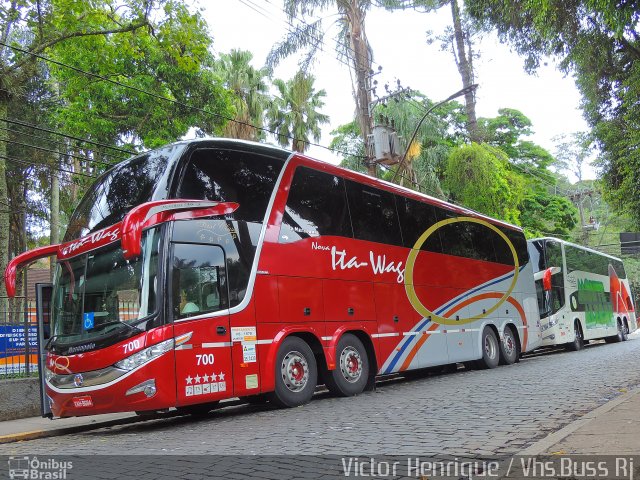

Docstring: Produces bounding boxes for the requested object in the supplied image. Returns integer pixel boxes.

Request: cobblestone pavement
[2,336,640,459]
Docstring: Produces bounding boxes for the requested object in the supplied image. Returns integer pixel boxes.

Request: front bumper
[46,352,176,418]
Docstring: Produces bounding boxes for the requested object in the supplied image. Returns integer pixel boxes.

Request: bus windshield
[50,228,161,352]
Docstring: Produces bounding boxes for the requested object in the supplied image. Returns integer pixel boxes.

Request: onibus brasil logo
[8,456,72,479]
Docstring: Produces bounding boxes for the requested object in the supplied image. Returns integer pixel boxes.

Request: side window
[434,208,476,259]
[505,228,530,266]
[279,167,352,243]
[346,180,403,246]
[466,222,498,263]
[396,195,443,253]
[171,243,228,319]
[176,148,283,223]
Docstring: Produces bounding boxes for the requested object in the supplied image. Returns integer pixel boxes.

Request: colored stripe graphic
[385,292,527,373]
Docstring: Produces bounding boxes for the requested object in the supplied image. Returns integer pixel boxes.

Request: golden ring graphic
[404,216,519,325]
[53,356,71,372]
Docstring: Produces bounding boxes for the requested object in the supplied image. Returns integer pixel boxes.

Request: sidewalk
[518,386,640,456]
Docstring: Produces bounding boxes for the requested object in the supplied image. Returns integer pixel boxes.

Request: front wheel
[325,334,369,397]
[477,327,500,369]
[269,336,317,408]
[499,326,519,365]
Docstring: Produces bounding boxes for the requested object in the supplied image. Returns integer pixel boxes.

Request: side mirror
[534,266,561,291]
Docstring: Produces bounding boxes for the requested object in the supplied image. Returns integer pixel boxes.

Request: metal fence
[0,297,39,379]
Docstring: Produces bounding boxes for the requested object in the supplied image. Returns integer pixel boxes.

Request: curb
[0,412,176,445]
[517,386,640,456]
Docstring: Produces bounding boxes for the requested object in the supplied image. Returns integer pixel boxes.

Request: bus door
[35,283,53,417]
[170,242,233,406]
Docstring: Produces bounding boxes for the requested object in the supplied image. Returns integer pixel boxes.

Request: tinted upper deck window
[396,195,443,253]
[176,148,284,223]
[346,180,402,246]
[280,167,352,243]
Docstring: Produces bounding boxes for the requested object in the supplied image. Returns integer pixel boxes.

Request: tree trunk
[450,0,479,142]
[345,1,374,176]
[50,168,60,279]
[0,98,9,315]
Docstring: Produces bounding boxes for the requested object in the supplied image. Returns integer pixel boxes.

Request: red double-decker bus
[5,139,541,417]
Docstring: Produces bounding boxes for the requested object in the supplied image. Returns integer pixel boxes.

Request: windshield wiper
[89,320,137,333]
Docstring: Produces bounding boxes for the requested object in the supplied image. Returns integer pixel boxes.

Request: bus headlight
[115,339,174,371]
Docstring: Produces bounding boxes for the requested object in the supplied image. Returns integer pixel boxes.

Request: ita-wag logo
[8,456,72,479]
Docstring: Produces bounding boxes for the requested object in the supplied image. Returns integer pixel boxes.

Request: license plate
[72,396,93,408]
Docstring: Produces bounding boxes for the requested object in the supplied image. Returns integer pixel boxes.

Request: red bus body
[5,139,541,417]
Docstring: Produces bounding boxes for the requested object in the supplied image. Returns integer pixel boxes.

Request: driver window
[171,243,228,320]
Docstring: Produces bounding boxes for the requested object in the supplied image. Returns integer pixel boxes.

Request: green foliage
[215,49,270,141]
[519,191,577,238]
[48,0,233,150]
[330,121,368,173]
[444,143,523,223]
[466,0,640,227]
[267,71,329,152]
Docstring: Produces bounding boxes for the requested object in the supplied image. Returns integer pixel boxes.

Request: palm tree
[215,49,269,140]
[267,1,374,170]
[268,71,329,153]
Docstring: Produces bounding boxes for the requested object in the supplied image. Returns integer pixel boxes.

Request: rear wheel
[607,319,628,343]
[269,336,317,408]
[499,325,519,365]
[477,327,500,369]
[325,334,369,397]
[567,321,584,351]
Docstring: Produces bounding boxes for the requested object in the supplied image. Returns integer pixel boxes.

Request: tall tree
[466,0,640,227]
[0,0,151,305]
[382,0,481,141]
[267,0,375,173]
[552,132,593,183]
[444,143,524,223]
[268,71,329,153]
[215,49,269,141]
[0,0,232,306]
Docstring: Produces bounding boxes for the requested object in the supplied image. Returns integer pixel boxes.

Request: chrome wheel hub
[281,351,309,392]
[340,346,363,383]
[485,335,497,359]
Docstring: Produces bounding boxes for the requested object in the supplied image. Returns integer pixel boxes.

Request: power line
[0,153,96,178]
[2,137,116,169]
[0,125,129,163]
[0,116,135,156]
[0,41,361,159]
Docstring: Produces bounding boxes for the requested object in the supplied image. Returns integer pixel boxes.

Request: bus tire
[607,319,627,343]
[269,336,317,408]
[499,325,519,365]
[325,334,369,397]
[622,320,629,341]
[567,321,584,351]
[477,327,500,369]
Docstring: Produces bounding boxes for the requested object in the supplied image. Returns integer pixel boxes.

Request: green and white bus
[528,238,637,350]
